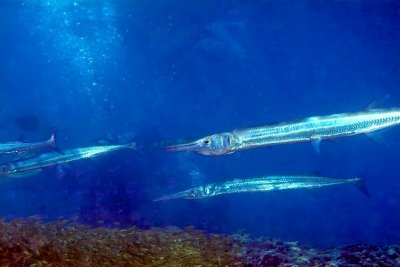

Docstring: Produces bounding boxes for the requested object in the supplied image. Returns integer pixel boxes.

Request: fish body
[0,142,136,177]
[166,109,400,155]
[0,132,58,154]
[154,175,362,201]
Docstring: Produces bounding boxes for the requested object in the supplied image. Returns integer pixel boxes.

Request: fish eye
[203,139,210,145]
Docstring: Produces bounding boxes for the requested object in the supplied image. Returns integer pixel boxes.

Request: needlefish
[154,175,367,201]
[0,142,136,177]
[0,131,59,154]
[166,108,400,155]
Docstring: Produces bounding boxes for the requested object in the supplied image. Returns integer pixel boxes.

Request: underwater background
[1,0,400,251]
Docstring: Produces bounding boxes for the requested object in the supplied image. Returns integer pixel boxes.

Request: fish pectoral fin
[365,131,388,146]
[7,169,42,178]
[311,139,321,153]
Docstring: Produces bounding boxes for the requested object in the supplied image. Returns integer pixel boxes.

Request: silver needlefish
[0,131,59,154]
[154,175,367,201]
[0,142,136,177]
[165,108,400,155]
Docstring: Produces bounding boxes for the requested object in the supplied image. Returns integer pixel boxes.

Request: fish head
[166,133,234,156]
[185,186,207,199]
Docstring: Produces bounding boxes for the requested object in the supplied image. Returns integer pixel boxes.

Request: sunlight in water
[21,0,122,98]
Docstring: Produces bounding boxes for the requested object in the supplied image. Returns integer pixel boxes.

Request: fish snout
[153,190,192,202]
[165,133,234,156]
[165,140,201,153]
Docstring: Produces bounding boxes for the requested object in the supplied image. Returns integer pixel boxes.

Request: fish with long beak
[0,142,136,177]
[154,175,368,201]
[0,131,60,154]
[166,108,400,155]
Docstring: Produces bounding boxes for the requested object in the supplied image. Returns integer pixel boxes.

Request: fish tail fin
[49,130,64,154]
[355,176,370,197]
[127,140,136,150]
[49,131,56,145]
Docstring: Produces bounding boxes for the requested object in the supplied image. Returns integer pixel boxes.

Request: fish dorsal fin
[366,94,391,110]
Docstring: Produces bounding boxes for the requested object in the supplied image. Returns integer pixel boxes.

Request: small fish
[154,175,367,201]
[0,131,59,154]
[166,108,400,155]
[0,142,136,177]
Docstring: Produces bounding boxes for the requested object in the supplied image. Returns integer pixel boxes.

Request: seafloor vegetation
[0,218,398,266]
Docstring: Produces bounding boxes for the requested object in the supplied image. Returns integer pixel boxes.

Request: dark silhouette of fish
[14,114,40,132]
[14,114,53,133]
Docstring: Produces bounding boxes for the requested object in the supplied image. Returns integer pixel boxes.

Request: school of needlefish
[2,107,400,201]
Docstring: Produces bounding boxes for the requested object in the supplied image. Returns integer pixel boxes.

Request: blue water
[1,0,400,248]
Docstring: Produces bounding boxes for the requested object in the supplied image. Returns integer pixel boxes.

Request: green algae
[0,218,399,266]
[0,218,243,266]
